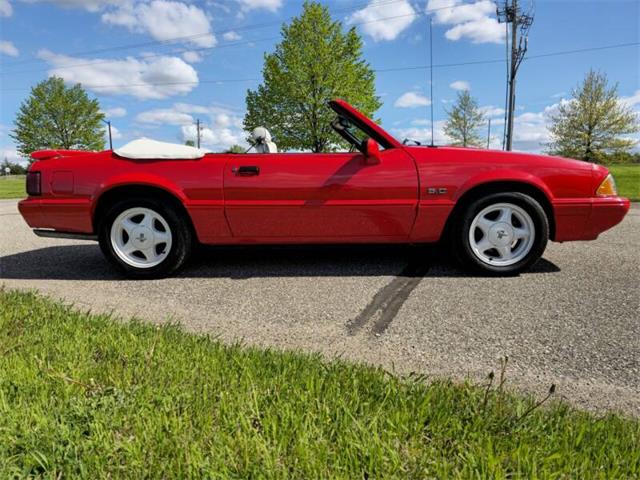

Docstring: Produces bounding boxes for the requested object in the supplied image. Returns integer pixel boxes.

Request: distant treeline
[601,151,640,164]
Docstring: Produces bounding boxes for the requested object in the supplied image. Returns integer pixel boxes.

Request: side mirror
[363,138,381,165]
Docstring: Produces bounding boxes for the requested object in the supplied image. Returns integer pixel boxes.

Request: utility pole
[196,119,201,149]
[497,0,533,151]
[429,16,434,147]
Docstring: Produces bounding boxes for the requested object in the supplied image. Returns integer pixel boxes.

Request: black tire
[453,192,549,275]
[98,197,192,279]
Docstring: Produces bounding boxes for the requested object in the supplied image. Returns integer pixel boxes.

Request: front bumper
[554,196,630,242]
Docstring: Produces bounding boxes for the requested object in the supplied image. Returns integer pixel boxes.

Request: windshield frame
[328,100,401,151]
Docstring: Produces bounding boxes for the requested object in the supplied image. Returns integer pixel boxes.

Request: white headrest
[251,127,272,143]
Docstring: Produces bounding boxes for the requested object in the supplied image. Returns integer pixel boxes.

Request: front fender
[453,169,555,202]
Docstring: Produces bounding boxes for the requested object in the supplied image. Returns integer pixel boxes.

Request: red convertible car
[19,99,629,278]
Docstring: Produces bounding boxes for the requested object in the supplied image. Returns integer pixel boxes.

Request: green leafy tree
[547,70,639,162]
[223,144,245,154]
[244,1,381,153]
[184,140,196,147]
[443,90,485,147]
[11,77,105,158]
[1,158,27,175]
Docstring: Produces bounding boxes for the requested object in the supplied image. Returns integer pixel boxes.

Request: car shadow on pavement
[0,243,560,281]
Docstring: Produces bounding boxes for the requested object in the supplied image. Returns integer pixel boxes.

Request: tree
[184,140,196,147]
[547,70,639,162]
[11,76,105,159]
[443,90,485,147]
[223,145,245,154]
[1,158,26,175]
[244,1,381,153]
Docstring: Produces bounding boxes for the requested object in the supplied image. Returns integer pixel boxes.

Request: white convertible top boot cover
[114,138,208,160]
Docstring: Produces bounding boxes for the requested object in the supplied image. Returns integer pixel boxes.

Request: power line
[373,42,639,72]
[0,0,458,69]
[0,41,636,94]
[0,36,283,76]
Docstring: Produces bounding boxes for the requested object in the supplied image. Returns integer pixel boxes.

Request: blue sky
[0,0,638,161]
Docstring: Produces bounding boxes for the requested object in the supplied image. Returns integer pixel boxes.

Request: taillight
[26,171,41,196]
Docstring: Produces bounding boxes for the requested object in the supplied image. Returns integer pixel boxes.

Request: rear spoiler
[31,150,92,161]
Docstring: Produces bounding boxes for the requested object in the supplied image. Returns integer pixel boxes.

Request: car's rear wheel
[99,197,192,278]
[454,192,548,275]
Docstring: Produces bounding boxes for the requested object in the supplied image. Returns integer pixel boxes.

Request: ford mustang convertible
[18,100,630,278]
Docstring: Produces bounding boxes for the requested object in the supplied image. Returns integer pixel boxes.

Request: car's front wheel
[99,198,192,278]
[454,192,549,275]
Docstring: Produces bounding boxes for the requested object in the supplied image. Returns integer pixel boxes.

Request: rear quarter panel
[27,152,231,241]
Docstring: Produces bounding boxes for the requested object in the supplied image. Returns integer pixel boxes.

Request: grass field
[0,175,25,199]
[609,164,640,201]
[1,289,638,478]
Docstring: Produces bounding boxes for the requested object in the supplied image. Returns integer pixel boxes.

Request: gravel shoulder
[1,199,638,415]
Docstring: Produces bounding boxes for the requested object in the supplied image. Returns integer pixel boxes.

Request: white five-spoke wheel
[469,202,535,267]
[454,192,549,275]
[99,197,192,279]
[110,207,173,268]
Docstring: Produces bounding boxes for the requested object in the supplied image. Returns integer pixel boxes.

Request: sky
[0,0,638,162]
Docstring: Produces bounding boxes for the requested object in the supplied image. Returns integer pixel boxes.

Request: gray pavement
[1,199,638,414]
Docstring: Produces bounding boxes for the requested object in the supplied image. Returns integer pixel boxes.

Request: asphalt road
[1,199,639,415]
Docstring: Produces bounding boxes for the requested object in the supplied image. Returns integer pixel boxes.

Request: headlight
[596,173,617,197]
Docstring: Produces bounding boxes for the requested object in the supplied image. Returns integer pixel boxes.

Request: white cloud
[449,80,470,91]
[393,103,558,151]
[102,106,127,118]
[506,102,567,151]
[0,147,22,164]
[236,0,282,12]
[222,31,241,41]
[172,102,212,115]
[620,90,640,109]
[347,0,416,41]
[0,0,12,17]
[104,124,122,140]
[394,92,431,108]
[479,105,505,117]
[177,103,246,150]
[38,49,199,100]
[428,0,505,44]
[392,120,449,145]
[180,124,246,151]
[182,50,203,63]
[0,40,19,57]
[134,103,246,150]
[136,108,194,125]
[102,0,216,48]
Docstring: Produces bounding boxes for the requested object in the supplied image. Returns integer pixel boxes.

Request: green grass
[609,164,640,201]
[1,290,638,478]
[0,175,25,199]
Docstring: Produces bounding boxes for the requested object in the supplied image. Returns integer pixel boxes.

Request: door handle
[232,166,260,176]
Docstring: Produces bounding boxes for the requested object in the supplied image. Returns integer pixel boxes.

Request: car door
[223,148,419,241]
